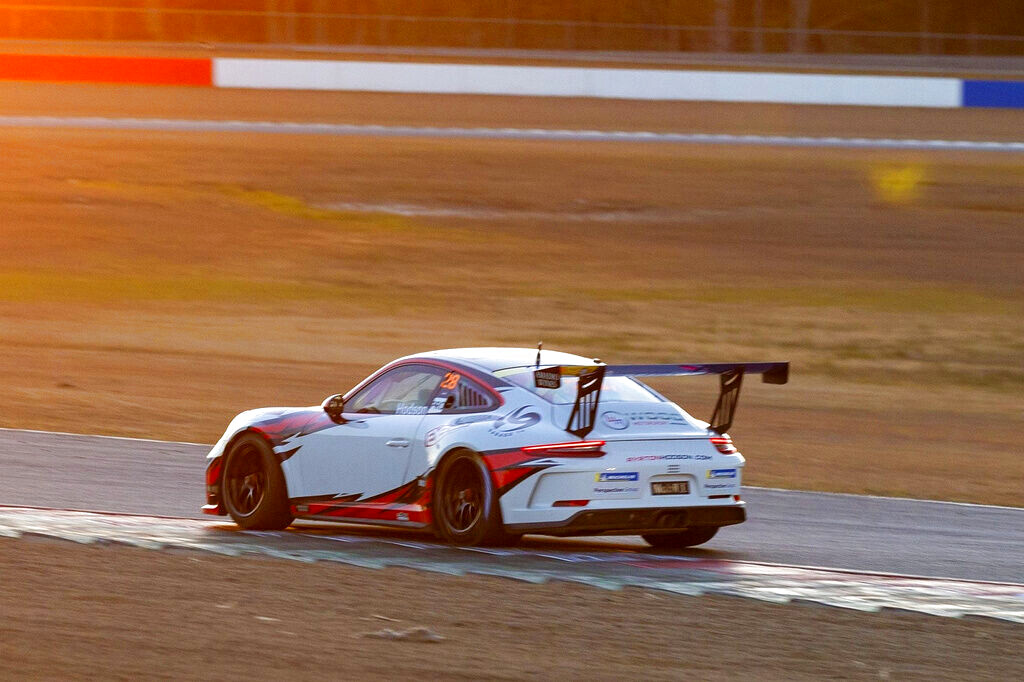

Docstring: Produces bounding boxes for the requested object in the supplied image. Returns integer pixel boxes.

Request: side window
[346,365,444,415]
[426,371,498,414]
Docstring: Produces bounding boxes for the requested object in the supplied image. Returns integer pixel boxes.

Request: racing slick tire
[222,433,294,531]
[643,526,718,549]
[433,449,514,547]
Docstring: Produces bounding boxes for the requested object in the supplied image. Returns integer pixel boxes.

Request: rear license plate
[652,481,689,495]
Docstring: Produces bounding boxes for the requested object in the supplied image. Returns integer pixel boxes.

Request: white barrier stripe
[1,115,1022,152]
[745,486,1024,512]
[212,58,964,108]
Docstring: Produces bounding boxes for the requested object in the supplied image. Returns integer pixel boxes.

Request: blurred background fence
[0,1,1021,56]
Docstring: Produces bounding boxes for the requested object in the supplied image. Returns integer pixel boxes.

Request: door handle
[386,439,411,448]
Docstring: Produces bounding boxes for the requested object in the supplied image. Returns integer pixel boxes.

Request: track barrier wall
[0,53,1022,109]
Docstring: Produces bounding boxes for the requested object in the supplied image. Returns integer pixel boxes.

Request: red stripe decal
[0,54,212,86]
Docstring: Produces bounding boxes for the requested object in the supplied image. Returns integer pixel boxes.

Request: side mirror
[322,394,346,423]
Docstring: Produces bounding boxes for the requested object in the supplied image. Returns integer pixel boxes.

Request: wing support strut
[708,369,744,435]
[566,366,605,439]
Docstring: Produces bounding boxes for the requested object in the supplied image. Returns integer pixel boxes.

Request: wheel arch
[430,445,483,492]
[432,443,493,475]
[217,428,279,485]
[226,425,275,448]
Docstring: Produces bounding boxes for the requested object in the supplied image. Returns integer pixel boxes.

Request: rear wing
[529,362,789,438]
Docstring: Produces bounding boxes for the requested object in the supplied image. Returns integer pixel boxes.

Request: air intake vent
[457,383,488,408]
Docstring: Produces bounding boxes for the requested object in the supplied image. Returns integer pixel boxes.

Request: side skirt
[296,514,430,530]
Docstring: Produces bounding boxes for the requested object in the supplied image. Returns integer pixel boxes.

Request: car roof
[402,347,599,373]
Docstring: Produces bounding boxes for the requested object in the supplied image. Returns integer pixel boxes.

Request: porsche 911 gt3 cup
[203,347,788,548]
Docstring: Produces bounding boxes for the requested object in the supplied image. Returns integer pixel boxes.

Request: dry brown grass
[0,86,1021,506]
[4,538,1023,681]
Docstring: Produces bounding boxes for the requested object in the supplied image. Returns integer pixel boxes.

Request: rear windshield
[501,371,664,405]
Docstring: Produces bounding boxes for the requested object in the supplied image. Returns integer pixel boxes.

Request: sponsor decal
[453,414,494,426]
[428,397,447,414]
[396,512,410,522]
[601,411,629,430]
[626,454,712,462]
[592,486,641,495]
[596,471,639,482]
[395,403,428,415]
[424,427,442,447]
[625,411,688,427]
[424,414,496,446]
[707,468,737,479]
[488,405,541,437]
[534,367,561,389]
[705,482,736,490]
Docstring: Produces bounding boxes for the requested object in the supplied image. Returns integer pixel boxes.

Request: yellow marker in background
[870,164,927,204]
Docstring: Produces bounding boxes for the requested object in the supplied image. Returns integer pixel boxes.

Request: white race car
[203,347,787,548]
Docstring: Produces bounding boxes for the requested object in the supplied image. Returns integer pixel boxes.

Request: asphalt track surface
[1,428,1021,584]
[1,115,1023,152]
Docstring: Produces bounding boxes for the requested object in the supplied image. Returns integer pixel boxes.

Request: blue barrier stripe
[962,80,1024,109]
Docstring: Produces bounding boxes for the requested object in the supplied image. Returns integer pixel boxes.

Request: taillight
[553,499,589,507]
[522,440,606,457]
[710,436,737,454]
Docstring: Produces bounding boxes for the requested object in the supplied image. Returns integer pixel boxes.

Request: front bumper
[203,455,226,515]
[504,504,745,536]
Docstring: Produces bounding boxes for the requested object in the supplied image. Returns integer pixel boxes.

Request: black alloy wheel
[442,457,484,533]
[434,450,511,546]
[222,433,294,530]
[225,441,265,516]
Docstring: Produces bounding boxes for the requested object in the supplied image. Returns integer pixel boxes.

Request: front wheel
[222,433,294,530]
[433,450,511,546]
[643,526,718,549]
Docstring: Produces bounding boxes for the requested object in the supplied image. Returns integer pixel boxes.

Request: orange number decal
[440,372,461,390]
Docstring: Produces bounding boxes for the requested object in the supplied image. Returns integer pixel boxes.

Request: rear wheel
[433,450,511,546]
[643,526,718,549]
[222,433,293,530]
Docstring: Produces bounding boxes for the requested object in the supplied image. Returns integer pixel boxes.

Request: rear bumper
[505,504,745,536]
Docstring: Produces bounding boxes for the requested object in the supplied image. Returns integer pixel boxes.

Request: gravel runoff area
[1,80,1021,677]
[1,537,1021,680]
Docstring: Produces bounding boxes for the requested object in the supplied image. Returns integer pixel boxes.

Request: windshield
[501,371,664,405]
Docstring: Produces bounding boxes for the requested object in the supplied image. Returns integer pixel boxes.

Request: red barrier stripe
[0,54,212,86]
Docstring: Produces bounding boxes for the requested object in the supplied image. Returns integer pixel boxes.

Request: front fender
[203,406,329,516]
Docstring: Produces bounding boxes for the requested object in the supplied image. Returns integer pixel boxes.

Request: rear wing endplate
[532,362,789,438]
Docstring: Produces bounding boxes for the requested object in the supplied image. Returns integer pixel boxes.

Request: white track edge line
[745,486,1023,512]
[2,503,1021,588]
[0,115,1022,151]
[0,426,207,448]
